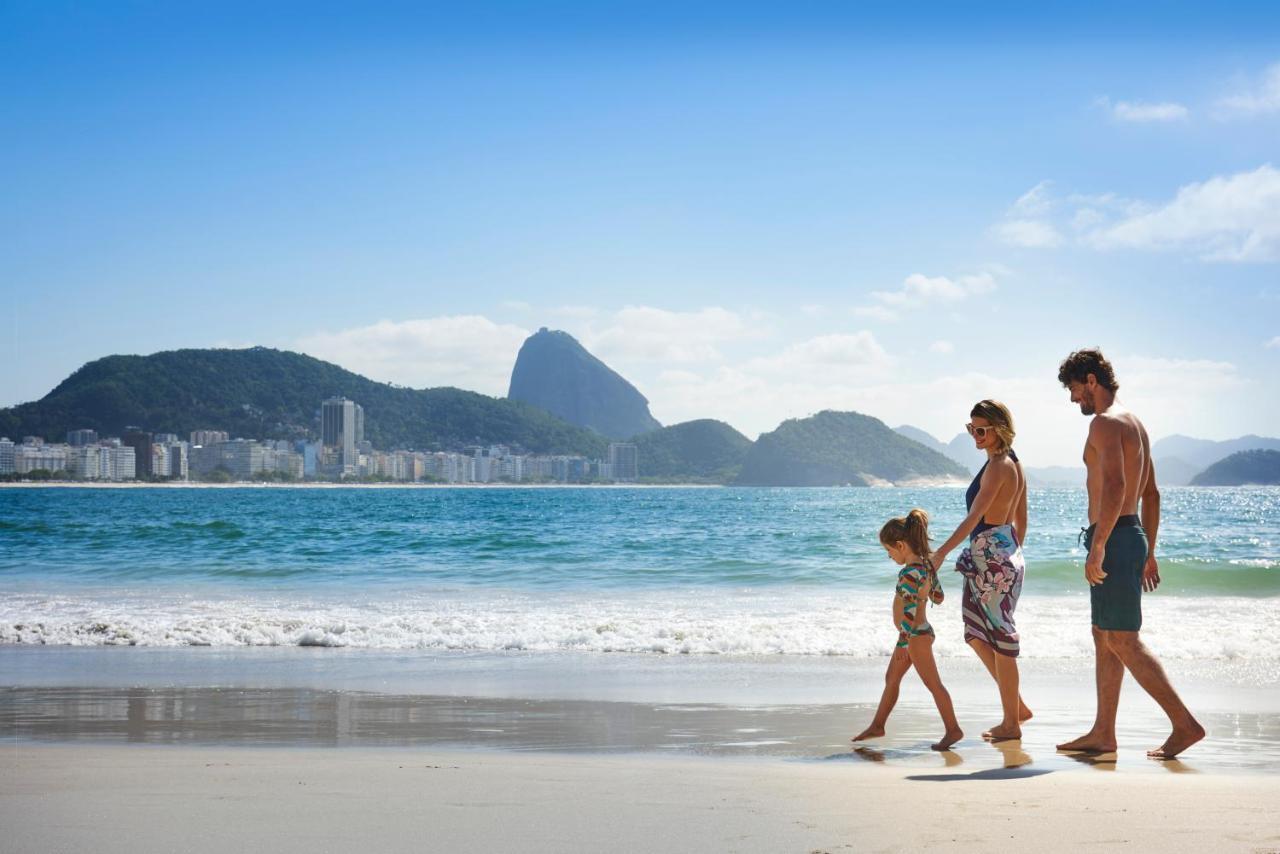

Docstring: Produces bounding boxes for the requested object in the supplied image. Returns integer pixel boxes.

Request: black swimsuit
[966,448,1019,541]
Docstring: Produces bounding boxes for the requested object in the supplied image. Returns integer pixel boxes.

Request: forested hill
[1190,449,1280,486]
[631,419,752,483]
[738,410,971,486]
[0,347,607,455]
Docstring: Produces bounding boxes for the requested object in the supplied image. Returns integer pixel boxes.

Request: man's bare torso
[1084,405,1152,523]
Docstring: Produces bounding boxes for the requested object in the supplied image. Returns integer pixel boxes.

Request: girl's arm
[892,594,906,632]
[931,462,1012,565]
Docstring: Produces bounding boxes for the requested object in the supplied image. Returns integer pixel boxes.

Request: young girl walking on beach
[853,509,963,751]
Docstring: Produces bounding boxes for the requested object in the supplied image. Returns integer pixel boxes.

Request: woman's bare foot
[1056,731,1117,753]
[1019,702,1033,723]
[852,725,885,742]
[931,728,963,751]
[1147,721,1205,759]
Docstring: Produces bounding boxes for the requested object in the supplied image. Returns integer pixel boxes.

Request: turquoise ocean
[2,486,1277,663]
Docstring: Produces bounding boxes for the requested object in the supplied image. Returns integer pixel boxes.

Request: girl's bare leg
[853,647,913,741]
[967,638,1033,730]
[908,635,963,750]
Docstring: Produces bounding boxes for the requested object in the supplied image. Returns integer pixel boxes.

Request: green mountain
[508,328,661,439]
[738,410,970,486]
[1190,449,1280,486]
[0,347,607,456]
[631,419,752,483]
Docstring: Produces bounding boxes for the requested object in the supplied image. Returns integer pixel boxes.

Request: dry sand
[3,743,1279,853]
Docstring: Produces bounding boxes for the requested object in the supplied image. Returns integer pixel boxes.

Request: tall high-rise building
[608,443,638,482]
[122,430,153,479]
[321,398,364,475]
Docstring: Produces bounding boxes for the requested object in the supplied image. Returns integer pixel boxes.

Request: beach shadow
[906,739,1052,781]
[1152,758,1199,774]
[905,765,1053,782]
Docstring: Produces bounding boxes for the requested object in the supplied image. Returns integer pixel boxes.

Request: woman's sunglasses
[966,423,994,439]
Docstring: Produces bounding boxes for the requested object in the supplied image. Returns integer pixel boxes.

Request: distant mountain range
[895,425,1280,488]
[4,334,1274,487]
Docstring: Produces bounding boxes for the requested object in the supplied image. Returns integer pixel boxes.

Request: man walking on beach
[1055,348,1204,759]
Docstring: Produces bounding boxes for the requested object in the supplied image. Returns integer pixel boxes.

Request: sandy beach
[4,743,1279,854]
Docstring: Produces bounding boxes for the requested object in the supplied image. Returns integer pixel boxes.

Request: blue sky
[3,1,1278,464]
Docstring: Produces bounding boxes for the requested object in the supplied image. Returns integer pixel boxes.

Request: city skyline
[3,2,1279,466]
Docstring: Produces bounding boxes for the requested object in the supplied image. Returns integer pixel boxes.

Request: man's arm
[1086,418,1125,585]
[1140,455,1161,592]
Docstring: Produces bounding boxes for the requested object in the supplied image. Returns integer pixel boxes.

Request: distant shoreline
[0,481,727,490]
[0,477,972,489]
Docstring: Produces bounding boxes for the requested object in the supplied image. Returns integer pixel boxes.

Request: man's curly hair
[1058,348,1119,392]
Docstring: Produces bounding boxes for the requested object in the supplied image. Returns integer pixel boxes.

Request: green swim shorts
[1082,515,1149,632]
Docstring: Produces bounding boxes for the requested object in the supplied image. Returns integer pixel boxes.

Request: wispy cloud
[1266,336,1280,350]
[993,218,1064,248]
[930,340,955,354]
[1215,62,1280,118]
[295,316,530,394]
[1085,164,1280,261]
[990,165,1280,262]
[1096,96,1189,123]
[860,272,997,322]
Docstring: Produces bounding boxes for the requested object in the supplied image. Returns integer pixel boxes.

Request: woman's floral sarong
[955,523,1024,657]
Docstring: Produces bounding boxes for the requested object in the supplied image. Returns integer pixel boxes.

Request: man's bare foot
[852,725,885,742]
[982,724,1021,742]
[1147,721,1205,759]
[1056,732,1117,753]
[932,728,963,751]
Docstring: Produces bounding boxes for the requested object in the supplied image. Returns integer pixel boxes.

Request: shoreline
[5,743,1279,853]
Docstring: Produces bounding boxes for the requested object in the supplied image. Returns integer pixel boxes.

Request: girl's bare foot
[1056,731,1117,753]
[1147,721,1205,759]
[932,728,963,751]
[852,725,885,742]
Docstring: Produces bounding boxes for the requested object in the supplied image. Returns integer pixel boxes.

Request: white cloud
[579,305,762,365]
[1266,336,1280,350]
[1085,164,1280,261]
[930,340,954,354]
[870,272,998,318]
[295,315,529,395]
[1096,96,1189,122]
[1216,62,1280,118]
[991,165,1280,262]
[1011,180,1055,217]
[993,218,1064,248]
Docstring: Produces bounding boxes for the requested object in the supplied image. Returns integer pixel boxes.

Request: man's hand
[1142,555,1161,592]
[1085,546,1108,586]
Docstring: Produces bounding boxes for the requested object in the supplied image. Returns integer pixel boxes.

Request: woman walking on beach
[929,400,1031,741]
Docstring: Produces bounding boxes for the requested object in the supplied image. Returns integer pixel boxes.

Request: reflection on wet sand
[0,686,1272,775]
